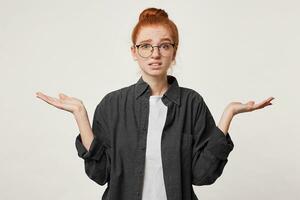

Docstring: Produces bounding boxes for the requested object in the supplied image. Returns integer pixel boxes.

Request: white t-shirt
[141,95,168,200]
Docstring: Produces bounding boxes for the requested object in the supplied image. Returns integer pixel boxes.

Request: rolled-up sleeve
[191,94,234,186]
[75,96,111,185]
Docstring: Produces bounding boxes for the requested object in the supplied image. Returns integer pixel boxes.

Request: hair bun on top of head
[139,7,169,21]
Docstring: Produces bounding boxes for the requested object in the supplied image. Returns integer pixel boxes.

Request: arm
[74,97,111,186]
[191,95,234,186]
[35,91,111,185]
[217,96,275,135]
[217,108,234,136]
[74,108,94,151]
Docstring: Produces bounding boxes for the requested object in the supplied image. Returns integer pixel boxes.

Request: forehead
[136,25,172,43]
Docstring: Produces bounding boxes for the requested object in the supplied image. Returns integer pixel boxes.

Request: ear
[172,51,176,61]
[172,59,176,66]
[130,46,138,61]
[171,51,176,65]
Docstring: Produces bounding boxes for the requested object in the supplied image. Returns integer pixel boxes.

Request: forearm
[217,107,234,135]
[74,108,94,151]
[74,108,111,186]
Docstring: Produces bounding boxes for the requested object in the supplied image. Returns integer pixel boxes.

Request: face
[131,25,176,78]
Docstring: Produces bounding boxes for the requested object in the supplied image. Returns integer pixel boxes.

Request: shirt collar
[134,74,181,106]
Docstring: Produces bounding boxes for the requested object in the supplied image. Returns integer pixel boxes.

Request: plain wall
[0,0,299,199]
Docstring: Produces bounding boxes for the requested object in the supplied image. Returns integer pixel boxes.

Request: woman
[36,7,274,200]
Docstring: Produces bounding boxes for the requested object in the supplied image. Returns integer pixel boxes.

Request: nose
[151,46,161,58]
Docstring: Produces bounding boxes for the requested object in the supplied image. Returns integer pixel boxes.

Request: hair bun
[139,8,168,21]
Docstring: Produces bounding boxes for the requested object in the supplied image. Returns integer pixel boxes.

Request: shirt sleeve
[75,95,111,186]
[191,93,234,186]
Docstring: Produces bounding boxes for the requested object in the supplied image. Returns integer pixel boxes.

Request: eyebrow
[138,38,172,44]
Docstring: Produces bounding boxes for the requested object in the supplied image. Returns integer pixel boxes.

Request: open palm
[229,96,275,115]
[35,92,84,114]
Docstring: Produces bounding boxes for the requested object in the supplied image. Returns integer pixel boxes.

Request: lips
[148,62,162,66]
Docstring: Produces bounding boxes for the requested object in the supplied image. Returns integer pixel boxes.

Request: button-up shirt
[75,75,234,200]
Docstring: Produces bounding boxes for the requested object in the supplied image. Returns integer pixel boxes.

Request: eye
[160,43,171,50]
[140,44,151,49]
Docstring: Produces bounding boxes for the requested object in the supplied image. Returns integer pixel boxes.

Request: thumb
[59,93,68,99]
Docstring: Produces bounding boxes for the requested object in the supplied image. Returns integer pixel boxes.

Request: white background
[0,0,299,199]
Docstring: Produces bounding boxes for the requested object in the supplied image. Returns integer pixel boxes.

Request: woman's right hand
[35,92,86,115]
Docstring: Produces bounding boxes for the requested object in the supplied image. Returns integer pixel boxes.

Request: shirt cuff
[206,126,234,160]
[75,133,105,160]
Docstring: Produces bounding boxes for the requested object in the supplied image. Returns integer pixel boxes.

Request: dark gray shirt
[75,75,234,200]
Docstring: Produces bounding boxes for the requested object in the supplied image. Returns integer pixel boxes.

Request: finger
[258,98,272,106]
[252,101,266,110]
[269,97,275,101]
[44,95,58,104]
[36,91,46,98]
[59,93,68,100]
[36,92,51,102]
[37,93,61,106]
[255,100,272,109]
[37,92,70,111]
[47,97,65,109]
[265,97,275,103]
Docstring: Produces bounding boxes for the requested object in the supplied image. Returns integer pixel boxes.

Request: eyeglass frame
[134,42,177,58]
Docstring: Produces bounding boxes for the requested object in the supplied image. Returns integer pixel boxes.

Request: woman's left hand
[228,96,275,116]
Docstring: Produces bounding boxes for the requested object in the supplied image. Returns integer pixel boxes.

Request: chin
[142,68,167,77]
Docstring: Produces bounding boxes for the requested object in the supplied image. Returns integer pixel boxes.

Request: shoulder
[96,84,134,107]
[179,86,205,104]
[106,84,134,100]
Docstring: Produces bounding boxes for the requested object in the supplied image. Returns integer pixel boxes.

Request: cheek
[162,58,173,65]
[137,60,148,68]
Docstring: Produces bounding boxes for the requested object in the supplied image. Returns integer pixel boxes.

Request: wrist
[225,104,236,117]
[73,105,87,118]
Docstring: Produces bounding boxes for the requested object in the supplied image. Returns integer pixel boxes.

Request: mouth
[148,62,162,66]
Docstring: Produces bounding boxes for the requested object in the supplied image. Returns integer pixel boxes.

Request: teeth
[150,63,160,66]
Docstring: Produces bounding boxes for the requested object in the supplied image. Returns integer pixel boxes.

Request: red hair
[131,8,179,59]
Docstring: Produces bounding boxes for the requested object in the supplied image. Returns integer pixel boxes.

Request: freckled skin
[131,25,176,79]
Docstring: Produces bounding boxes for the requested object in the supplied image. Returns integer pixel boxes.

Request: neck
[141,73,169,96]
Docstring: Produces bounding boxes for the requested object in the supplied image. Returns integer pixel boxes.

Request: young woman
[36,7,274,200]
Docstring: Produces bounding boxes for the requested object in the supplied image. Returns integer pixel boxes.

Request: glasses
[135,42,176,58]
